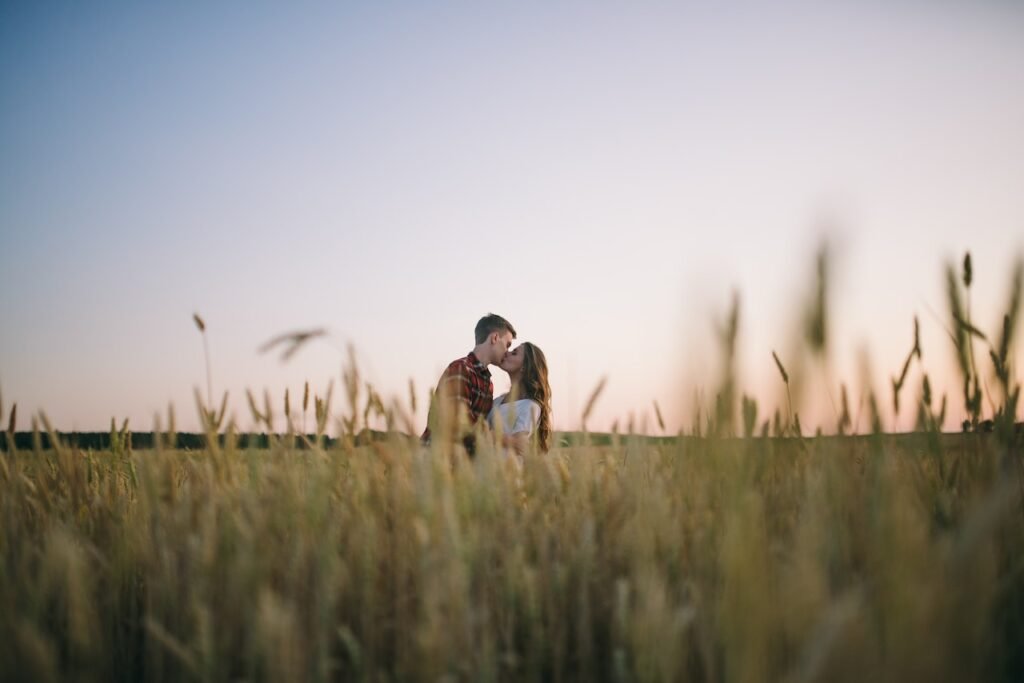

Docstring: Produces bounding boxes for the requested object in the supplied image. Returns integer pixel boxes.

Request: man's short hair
[475,313,517,345]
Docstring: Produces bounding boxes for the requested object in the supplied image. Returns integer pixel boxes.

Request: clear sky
[2,1,1022,434]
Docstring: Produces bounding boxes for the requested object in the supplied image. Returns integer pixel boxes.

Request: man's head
[474,313,517,366]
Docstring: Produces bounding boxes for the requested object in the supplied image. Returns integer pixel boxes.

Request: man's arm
[433,363,475,445]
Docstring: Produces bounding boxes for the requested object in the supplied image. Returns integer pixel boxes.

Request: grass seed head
[945,262,970,379]
[582,376,607,429]
[868,392,882,433]
[653,401,665,432]
[803,245,830,354]
[913,315,921,359]
[999,258,1022,362]
[31,415,41,453]
[838,384,851,434]
[259,328,327,363]
[772,351,789,384]
[742,394,758,437]
[989,349,1005,384]
[216,392,228,428]
[246,389,263,423]
[263,389,274,431]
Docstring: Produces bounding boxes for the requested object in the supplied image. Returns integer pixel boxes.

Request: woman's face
[500,344,525,374]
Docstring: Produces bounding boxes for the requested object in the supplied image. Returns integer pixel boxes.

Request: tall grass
[1,432,1021,682]
[0,252,1022,682]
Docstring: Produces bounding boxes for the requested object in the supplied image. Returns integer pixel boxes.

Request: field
[1,254,1023,682]
[1,428,1022,682]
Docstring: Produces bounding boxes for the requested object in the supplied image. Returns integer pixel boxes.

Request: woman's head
[518,343,548,392]
[503,342,552,452]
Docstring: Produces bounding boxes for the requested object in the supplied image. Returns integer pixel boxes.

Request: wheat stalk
[193,313,212,407]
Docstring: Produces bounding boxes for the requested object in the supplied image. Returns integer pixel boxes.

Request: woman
[488,342,552,455]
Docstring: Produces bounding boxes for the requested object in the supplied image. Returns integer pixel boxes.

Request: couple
[421,313,551,457]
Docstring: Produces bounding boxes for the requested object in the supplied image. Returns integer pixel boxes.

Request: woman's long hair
[519,342,552,452]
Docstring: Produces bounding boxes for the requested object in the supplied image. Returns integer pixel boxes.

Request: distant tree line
[0,430,637,451]
[0,431,400,452]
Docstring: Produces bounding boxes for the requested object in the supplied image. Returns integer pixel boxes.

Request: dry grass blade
[39,411,63,456]
[913,315,922,359]
[166,403,176,448]
[144,617,198,675]
[3,402,15,454]
[246,389,264,423]
[772,351,789,384]
[742,394,758,437]
[946,263,970,378]
[194,311,213,406]
[216,392,229,429]
[315,380,334,436]
[892,318,923,416]
[998,257,1022,363]
[838,384,851,435]
[990,349,1006,383]
[868,391,882,433]
[718,290,740,356]
[343,345,361,437]
[194,387,208,426]
[997,318,1011,370]
[284,388,295,438]
[803,244,829,355]
[263,389,275,432]
[953,314,989,342]
[194,389,223,439]
[259,328,327,363]
[581,376,607,429]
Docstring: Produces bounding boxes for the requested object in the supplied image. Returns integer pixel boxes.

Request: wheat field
[1,431,1021,682]
[1,254,1022,682]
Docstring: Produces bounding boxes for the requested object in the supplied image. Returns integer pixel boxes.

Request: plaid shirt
[421,352,493,453]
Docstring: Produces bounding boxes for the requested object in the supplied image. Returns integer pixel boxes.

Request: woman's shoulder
[515,397,541,407]
[515,398,542,416]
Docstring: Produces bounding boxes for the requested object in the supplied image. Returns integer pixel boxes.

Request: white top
[488,393,542,436]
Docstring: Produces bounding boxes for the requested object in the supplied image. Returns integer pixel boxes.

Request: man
[422,313,516,456]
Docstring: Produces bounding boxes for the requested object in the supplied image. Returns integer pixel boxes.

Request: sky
[1,1,1023,435]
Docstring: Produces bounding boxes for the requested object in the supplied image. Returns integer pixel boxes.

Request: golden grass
[0,431,1021,682]
[1,250,1022,681]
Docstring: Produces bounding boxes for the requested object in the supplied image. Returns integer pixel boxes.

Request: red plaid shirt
[421,352,493,451]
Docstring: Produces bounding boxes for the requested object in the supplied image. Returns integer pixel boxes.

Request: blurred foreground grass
[1,431,1022,682]
[2,249,1022,681]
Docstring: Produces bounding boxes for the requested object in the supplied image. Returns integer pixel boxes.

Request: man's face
[488,330,514,366]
